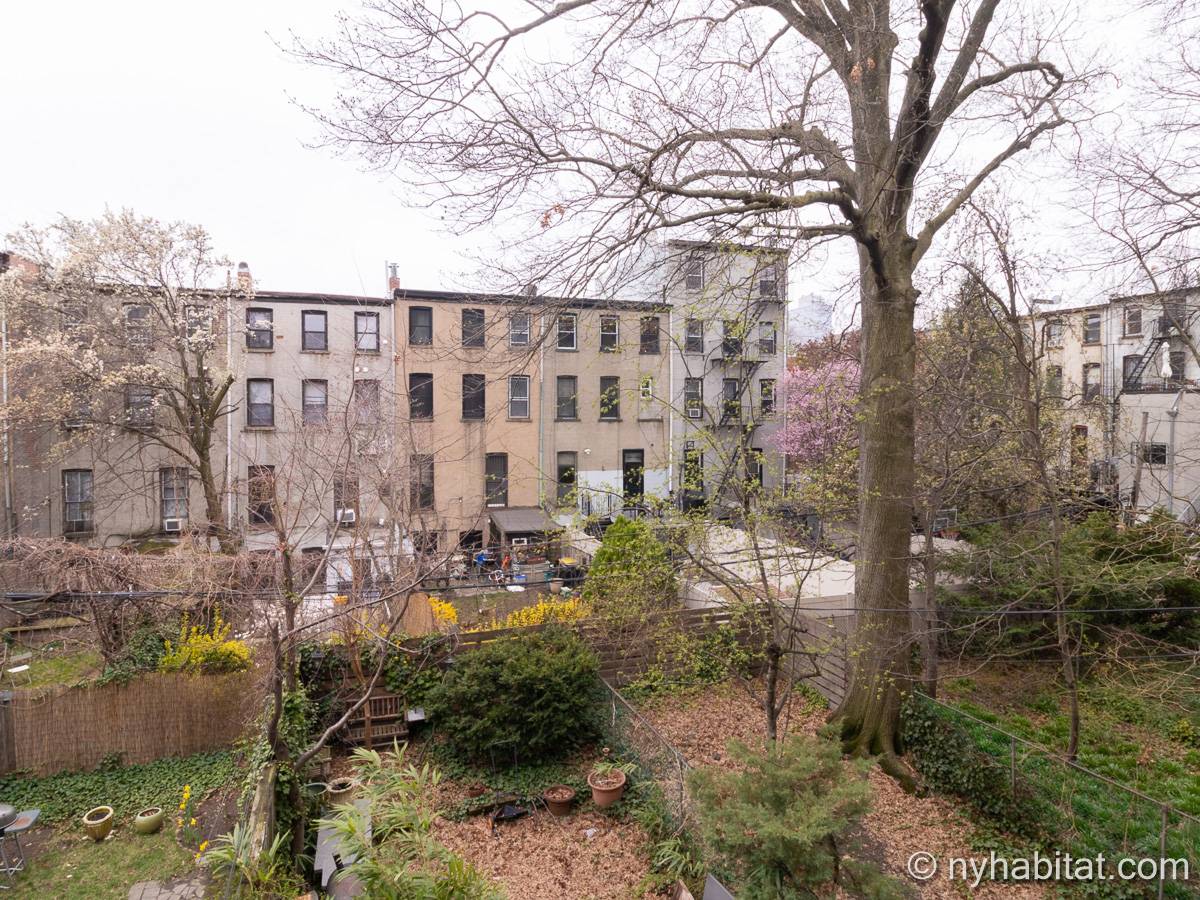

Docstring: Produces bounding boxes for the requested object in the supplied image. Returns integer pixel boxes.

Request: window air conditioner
[163,518,184,534]
[336,509,357,526]
[687,407,702,419]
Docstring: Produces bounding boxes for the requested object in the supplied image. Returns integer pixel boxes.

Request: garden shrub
[428,627,601,764]
[582,517,677,627]
[159,610,252,674]
[901,694,1046,839]
[687,733,875,899]
[497,596,589,629]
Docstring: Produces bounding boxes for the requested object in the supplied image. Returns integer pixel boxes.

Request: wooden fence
[780,606,855,705]
[0,670,260,776]
[452,606,763,686]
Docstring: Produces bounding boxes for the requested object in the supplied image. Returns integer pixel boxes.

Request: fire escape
[1122,306,1185,394]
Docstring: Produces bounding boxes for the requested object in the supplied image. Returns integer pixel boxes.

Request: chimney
[236,262,253,293]
[387,263,400,295]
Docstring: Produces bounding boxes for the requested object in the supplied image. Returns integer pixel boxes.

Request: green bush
[428,627,601,764]
[582,517,678,626]
[900,694,1045,839]
[688,734,874,899]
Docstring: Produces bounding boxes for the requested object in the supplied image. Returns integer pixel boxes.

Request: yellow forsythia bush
[429,596,459,626]
[159,610,253,674]
[501,597,589,629]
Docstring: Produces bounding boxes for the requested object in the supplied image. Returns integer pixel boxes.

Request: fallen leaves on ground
[433,809,655,900]
[640,680,1048,900]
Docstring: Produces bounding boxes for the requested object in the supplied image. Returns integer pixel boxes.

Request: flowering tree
[775,356,860,511]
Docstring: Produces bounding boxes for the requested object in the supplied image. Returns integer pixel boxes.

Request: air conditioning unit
[511,537,529,547]
[63,417,86,430]
[336,509,357,526]
[163,518,184,534]
[687,407,702,419]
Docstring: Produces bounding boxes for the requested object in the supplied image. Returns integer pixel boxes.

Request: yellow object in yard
[332,594,349,606]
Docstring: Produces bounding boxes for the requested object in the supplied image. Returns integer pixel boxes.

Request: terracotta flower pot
[82,805,114,842]
[543,784,576,817]
[325,777,359,804]
[587,770,627,809]
[133,806,164,835]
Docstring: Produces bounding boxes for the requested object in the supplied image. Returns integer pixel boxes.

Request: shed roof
[489,507,562,536]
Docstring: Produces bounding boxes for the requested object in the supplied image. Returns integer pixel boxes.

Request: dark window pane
[246,308,273,349]
[509,312,530,346]
[248,465,275,525]
[409,373,433,419]
[302,311,328,351]
[685,319,704,353]
[462,373,486,419]
[303,379,328,425]
[462,308,486,347]
[556,376,577,419]
[485,453,508,507]
[508,375,530,418]
[410,454,435,509]
[599,376,620,420]
[62,469,94,533]
[640,317,660,354]
[247,379,274,427]
[557,314,576,350]
[600,316,619,352]
[409,307,433,345]
[557,451,577,505]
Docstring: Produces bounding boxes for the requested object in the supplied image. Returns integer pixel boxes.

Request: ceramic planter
[82,805,114,842]
[587,770,627,809]
[325,777,359,804]
[543,784,576,817]
[133,806,164,835]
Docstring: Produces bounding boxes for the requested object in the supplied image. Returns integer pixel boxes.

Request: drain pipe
[1167,387,1185,517]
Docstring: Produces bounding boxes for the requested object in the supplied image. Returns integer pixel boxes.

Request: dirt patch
[639,680,1047,899]
[434,809,655,900]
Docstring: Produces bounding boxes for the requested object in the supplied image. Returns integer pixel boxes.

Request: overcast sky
[1,1,1154,316]
[1,1,478,297]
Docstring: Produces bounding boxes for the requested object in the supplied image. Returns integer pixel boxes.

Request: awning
[488,507,562,537]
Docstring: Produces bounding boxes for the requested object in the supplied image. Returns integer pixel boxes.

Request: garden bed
[638,679,1048,899]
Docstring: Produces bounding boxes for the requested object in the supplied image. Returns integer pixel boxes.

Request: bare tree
[1,212,240,551]
[294,0,1089,777]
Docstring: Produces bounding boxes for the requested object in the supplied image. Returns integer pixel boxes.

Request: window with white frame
[683,377,703,418]
[62,469,94,534]
[557,313,577,350]
[684,318,704,353]
[684,258,704,291]
[246,378,274,427]
[160,467,189,525]
[509,311,530,346]
[1124,306,1142,337]
[303,379,328,425]
[600,315,619,352]
[508,375,530,418]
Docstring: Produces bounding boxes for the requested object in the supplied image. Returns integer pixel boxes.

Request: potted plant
[325,776,359,804]
[542,784,576,817]
[588,761,635,809]
[82,805,114,842]
[133,806,165,835]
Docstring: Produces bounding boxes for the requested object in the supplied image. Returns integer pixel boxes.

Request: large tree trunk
[196,453,238,554]
[832,240,918,786]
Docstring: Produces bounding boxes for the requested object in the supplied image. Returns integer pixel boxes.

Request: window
[246,308,273,349]
[353,379,380,425]
[125,385,155,427]
[1122,354,1143,391]
[300,548,326,588]
[685,318,704,353]
[758,264,778,298]
[334,477,359,520]
[485,453,508,507]
[409,373,433,419]
[61,300,86,336]
[758,322,777,356]
[246,378,274,427]
[639,376,653,401]
[759,379,777,417]
[462,373,486,420]
[1082,363,1101,401]
[1124,306,1142,337]
[1141,443,1168,465]
[682,444,704,495]
[301,310,328,351]
[748,447,765,486]
[160,467,188,525]
[557,313,577,350]
[599,376,620,420]
[508,375,530,419]
[722,320,743,357]
[556,451,577,505]
[124,304,151,346]
[1046,320,1064,347]
[62,469,94,534]
[722,378,741,420]
[1047,365,1063,397]
[409,306,433,345]
[1170,350,1186,382]
[1083,313,1101,345]
[184,304,210,343]
[302,379,328,425]
[684,258,704,291]
[509,311,530,346]
[556,375,578,419]
[410,454,435,509]
[248,465,275,525]
[462,308,485,347]
[684,377,703,418]
[355,311,380,352]
[640,316,660,354]
[600,315,620,352]
[412,533,439,556]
